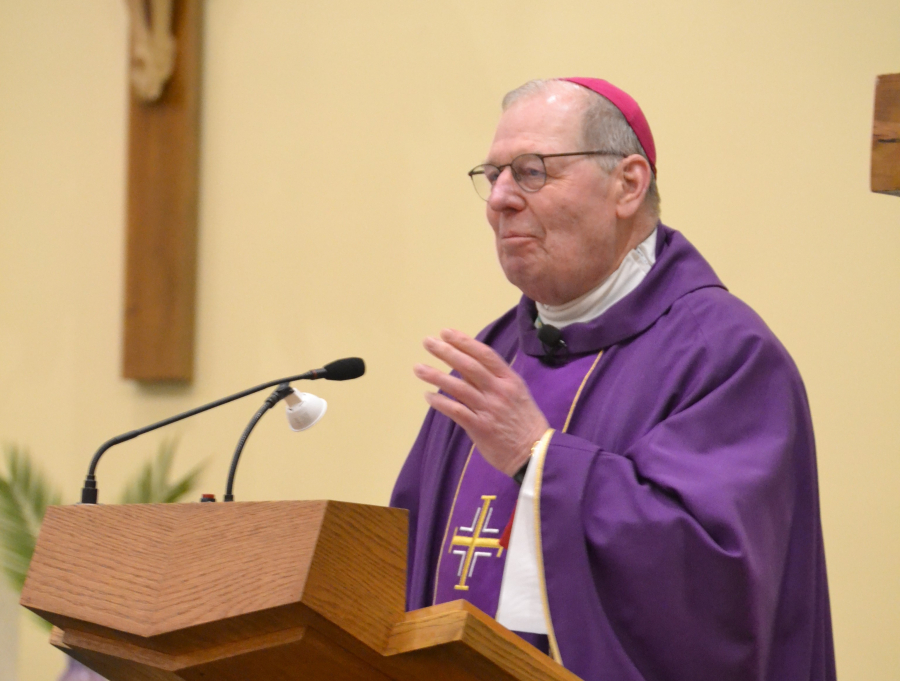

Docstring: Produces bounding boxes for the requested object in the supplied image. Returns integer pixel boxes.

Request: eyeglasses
[468,150,626,201]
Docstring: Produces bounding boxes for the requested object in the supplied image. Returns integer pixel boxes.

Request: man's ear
[615,155,652,219]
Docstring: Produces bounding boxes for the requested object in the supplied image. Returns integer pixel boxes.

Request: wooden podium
[20,500,579,681]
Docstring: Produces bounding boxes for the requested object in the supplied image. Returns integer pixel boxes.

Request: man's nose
[487,167,525,210]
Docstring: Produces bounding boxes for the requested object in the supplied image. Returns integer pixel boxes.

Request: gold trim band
[531,427,561,663]
[432,442,477,605]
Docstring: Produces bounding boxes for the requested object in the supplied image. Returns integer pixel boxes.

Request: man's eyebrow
[481,154,518,166]
[484,151,552,164]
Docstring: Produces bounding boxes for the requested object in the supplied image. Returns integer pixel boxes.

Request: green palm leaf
[0,445,62,594]
[118,439,206,505]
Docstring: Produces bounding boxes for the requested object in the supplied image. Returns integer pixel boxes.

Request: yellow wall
[1,1,897,679]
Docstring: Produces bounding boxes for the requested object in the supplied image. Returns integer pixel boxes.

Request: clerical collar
[536,228,657,329]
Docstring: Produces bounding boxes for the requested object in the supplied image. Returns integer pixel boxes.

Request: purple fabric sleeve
[536,296,833,681]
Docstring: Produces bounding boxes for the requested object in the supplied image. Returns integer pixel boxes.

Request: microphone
[284,390,327,431]
[224,384,327,502]
[222,387,328,503]
[537,324,567,363]
[80,358,366,504]
[317,357,365,381]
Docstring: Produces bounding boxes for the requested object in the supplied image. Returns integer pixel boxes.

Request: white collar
[536,228,657,329]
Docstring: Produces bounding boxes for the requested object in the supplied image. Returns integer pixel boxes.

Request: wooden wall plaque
[122,0,202,381]
[871,73,900,197]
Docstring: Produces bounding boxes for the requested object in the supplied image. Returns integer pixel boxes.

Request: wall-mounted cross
[122,0,202,382]
[871,73,900,197]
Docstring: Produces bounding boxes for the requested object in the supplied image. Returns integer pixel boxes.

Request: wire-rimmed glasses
[468,150,626,201]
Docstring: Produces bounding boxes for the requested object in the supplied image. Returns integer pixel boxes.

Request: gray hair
[502,79,660,217]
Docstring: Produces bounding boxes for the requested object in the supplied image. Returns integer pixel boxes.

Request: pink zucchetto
[560,77,657,176]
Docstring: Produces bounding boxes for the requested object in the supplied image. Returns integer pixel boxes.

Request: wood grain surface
[304,500,408,651]
[122,0,202,381]
[24,501,579,681]
[871,73,900,196]
[385,601,581,681]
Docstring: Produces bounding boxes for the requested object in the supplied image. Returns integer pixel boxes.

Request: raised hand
[414,328,549,476]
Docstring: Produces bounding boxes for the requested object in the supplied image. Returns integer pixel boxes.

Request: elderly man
[390,78,836,681]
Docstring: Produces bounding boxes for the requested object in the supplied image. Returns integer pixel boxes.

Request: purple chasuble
[433,352,601,648]
[391,224,836,681]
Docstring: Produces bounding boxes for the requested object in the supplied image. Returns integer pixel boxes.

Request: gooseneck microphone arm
[223,383,294,502]
[80,357,365,504]
[80,373,313,504]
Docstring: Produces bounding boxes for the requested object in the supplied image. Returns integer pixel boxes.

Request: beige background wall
[1,1,897,679]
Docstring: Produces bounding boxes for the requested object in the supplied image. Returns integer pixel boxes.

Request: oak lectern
[20,500,579,681]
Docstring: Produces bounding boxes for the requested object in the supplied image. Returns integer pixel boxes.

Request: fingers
[438,328,512,377]
[413,328,549,476]
[413,361,483,411]
[421,329,512,392]
[414,326,530,423]
[414,328,511,415]
[423,390,478,432]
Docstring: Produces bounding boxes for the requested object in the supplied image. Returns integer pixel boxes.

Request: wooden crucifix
[871,74,900,197]
[122,0,202,382]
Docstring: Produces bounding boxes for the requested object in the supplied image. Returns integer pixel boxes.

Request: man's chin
[500,264,546,301]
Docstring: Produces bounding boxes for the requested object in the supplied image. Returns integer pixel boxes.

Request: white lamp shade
[284,390,327,431]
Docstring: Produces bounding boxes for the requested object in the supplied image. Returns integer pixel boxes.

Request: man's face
[485,87,631,306]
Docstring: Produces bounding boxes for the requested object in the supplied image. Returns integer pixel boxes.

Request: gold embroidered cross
[449,495,504,591]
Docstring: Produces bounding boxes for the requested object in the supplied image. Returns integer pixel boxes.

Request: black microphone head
[537,324,563,348]
[323,357,366,381]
